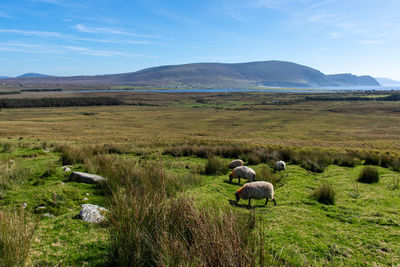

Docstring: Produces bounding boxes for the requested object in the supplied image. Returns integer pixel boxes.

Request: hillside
[0,61,380,88]
[17,73,51,78]
[375,77,400,86]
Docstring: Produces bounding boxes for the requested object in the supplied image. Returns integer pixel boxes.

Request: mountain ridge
[0,61,380,88]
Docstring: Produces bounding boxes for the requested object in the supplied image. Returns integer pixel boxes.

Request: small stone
[86,193,89,196]
[83,197,88,201]
[80,204,108,223]
[36,206,46,210]
[43,213,55,218]
[21,202,27,209]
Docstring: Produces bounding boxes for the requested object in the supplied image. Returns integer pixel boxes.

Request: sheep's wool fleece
[238,181,274,200]
[232,166,256,180]
[229,159,244,169]
[275,161,286,170]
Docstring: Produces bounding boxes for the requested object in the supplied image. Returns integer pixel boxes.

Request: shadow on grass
[228,199,265,209]
[223,180,242,186]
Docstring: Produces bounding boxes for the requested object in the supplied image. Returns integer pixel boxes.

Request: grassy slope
[0,146,109,266]
[182,162,400,266]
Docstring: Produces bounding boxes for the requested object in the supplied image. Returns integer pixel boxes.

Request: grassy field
[1,91,400,266]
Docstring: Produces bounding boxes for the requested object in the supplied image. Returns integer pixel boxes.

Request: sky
[0,0,399,79]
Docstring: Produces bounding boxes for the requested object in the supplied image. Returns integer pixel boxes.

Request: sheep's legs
[248,198,251,208]
[265,198,268,206]
[239,177,241,184]
[273,199,277,206]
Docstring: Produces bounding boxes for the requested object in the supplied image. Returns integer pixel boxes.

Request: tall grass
[0,209,37,266]
[257,166,285,187]
[358,166,379,184]
[313,181,335,205]
[0,161,34,190]
[204,157,229,175]
[101,155,262,266]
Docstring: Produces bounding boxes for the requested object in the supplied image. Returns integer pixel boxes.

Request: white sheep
[229,166,255,184]
[274,160,286,171]
[235,181,276,207]
[228,159,244,169]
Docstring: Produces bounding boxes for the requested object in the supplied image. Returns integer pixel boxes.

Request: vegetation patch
[358,166,379,183]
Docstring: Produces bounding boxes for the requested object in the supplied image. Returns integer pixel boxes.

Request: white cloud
[0,11,14,18]
[0,42,152,57]
[0,28,150,44]
[75,24,160,39]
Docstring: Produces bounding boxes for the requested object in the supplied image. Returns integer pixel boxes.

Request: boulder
[69,171,105,184]
[80,204,108,223]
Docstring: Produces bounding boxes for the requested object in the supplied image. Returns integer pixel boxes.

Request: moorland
[0,89,399,266]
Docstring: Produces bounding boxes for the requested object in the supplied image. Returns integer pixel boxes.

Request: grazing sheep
[235,181,276,207]
[274,160,286,171]
[228,159,244,169]
[229,166,255,184]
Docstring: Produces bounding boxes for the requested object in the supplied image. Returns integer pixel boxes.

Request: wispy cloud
[29,0,65,6]
[75,24,160,38]
[0,42,152,57]
[0,11,15,19]
[0,28,150,44]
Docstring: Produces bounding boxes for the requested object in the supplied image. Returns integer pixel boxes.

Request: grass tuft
[0,209,37,266]
[313,181,335,205]
[358,166,379,184]
[204,157,229,175]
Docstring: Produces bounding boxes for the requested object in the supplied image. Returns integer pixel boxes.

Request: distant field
[1,92,400,151]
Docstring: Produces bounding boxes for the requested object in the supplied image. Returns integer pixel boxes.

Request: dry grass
[0,209,37,266]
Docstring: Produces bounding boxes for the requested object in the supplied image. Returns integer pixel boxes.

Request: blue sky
[0,0,399,79]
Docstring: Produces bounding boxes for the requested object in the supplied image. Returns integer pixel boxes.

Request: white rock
[80,204,108,223]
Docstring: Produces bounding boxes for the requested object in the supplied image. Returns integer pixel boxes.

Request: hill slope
[1,61,380,88]
[375,77,400,86]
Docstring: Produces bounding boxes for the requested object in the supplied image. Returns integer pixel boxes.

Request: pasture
[0,91,399,266]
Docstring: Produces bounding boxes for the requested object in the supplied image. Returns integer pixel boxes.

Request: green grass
[182,164,400,265]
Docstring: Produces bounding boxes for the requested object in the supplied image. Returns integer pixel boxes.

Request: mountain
[326,74,380,86]
[375,77,400,86]
[0,76,10,79]
[17,73,50,78]
[1,61,380,88]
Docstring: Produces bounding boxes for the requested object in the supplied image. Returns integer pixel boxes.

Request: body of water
[72,85,400,94]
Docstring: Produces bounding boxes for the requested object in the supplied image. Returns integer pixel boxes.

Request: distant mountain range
[0,61,380,88]
[375,77,400,86]
[0,73,50,79]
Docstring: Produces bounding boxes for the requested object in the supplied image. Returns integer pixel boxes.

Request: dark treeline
[0,97,123,108]
[20,88,63,92]
[0,91,21,95]
[305,93,400,102]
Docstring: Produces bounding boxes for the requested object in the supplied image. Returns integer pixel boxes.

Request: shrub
[358,166,379,183]
[257,166,285,187]
[204,157,229,175]
[0,209,37,266]
[364,153,380,166]
[247,151,261,165]
[313,181,335,205]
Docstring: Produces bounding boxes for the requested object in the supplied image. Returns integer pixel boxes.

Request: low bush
[0,209,37,266]
[313,181,335,205]
[257,166,285,187]
[204,157,229,175]
[358,166,379,183]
